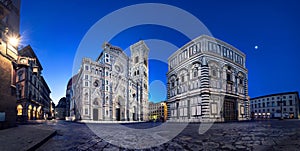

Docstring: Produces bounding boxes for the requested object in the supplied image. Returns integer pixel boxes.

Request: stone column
[200,57,210,120]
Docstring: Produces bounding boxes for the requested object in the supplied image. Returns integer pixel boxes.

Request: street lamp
[8,36,20,47]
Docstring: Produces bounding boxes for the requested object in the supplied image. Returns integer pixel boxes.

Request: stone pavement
[0,121,56,151]
[37,119,300,151]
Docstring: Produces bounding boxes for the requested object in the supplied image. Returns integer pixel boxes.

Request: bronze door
[224,100,236,121]
[93,109,98,121]
[116,108,120,121]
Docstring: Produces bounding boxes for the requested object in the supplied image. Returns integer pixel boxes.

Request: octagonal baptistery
[166,35,249,122]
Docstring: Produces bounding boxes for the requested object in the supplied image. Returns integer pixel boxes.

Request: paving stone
[221,144,236,150]
[235,145,246,149]
[242,137,251,141]
[35,120,300,150]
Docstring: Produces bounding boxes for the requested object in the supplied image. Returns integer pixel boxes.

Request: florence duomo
[72,41,149,121]
[1,1,300,150]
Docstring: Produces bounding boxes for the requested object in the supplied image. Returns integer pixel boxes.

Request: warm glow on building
[8,36,20,47]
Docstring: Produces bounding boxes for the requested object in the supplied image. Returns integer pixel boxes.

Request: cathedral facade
[73,41,149,121]
[167,35,249,122]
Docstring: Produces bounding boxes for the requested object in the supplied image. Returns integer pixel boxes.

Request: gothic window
[171,80,175,88]
[95,69,98,74]
[85,82,88,86]
[212,69,217,77]
[181,75,184,82]
[85,108,88,115]
[84,93,88,100]
[193,68,198,78]
[144,59,147,66]
[85,75,88,80]
[137,70,139,75]
[135,56,139,63]
[239,78,243,85]
[105,96,109,104]
[85,65,89,71]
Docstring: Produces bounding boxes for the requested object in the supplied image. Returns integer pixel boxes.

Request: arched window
[106,96,109,104]
[85,93,88,100]
[17,104,23,115]
[212,69,217,77]
[193,69,198,77]
[192,63,199,78]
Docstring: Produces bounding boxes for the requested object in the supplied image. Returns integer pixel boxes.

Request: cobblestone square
[37,119,300,151]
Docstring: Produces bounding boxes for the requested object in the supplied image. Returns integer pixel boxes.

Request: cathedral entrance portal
[133,106,137,121]
[115,96,125,121]
[93,108,98,121]
[224,98,237,121]
[116,108,121,121]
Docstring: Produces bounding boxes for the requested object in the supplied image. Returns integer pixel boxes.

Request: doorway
[116,108,120,121]
[93,108,98,121]
[224,99,237,121]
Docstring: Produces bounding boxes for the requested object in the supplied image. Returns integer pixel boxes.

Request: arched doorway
[33,106,36,119]
[93,99,99,121]
[115,96,125,121]
[93,108,98,121]
[17,104,23,116]
[28,105,32,120]
[133,106,137,121]
[37,106,41,119]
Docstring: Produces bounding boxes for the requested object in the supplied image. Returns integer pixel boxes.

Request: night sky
[20,0,300,104]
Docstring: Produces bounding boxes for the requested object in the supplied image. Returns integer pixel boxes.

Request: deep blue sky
[20,0,300,104]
